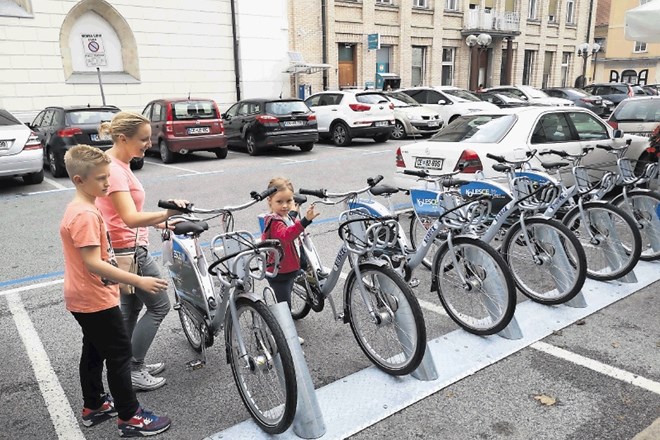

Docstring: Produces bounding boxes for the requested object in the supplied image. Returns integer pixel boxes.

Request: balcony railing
[464,9,520,33]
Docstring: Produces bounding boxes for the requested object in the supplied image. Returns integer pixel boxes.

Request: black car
[30,105,143,177]
[474,91,534,109]
[222,99,318,155]
[543,87,609,117]
[583,83,636,107]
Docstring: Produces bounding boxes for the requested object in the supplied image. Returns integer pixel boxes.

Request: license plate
[428,120,440,127]
[90,133,112,142]
[283,120,305,127]
[631,132,651,137]
[0,140,11,150]
[415,157,444,170]
[187,127,210,135]
[375,121,389,127]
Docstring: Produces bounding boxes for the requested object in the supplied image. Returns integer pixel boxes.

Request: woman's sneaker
[82,394,118,427]
[131,369,166,391]
[118,407,171,437]
[145,363,165,376]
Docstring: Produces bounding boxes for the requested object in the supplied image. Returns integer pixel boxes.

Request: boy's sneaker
[82,394,118,427]
[131,369,166,391]
[118,407,171,437]
[145,363,165,376]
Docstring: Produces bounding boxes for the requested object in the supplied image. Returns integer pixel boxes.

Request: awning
[376,73,401,79]
[283,63,332,75]
[625,0,660,42]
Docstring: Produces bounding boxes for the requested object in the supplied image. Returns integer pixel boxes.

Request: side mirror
[438,100,447,105]
[612,129,624,139]
[222,113,229,120]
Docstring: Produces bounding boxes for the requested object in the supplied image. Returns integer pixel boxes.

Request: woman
[96,111,187,391]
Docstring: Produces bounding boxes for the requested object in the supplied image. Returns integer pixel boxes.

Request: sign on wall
[368,33,380,50]
[81,33,107,67]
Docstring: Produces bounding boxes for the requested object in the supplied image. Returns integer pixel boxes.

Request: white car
[304,91,394,146]
[398,86,499,125]
[607,95,660,137]
[486,85,574,107]
[394,106,649,190]
[0,108,43,185]
[383,91,443,139]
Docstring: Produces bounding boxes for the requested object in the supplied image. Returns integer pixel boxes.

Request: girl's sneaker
[118,407,171,437]
[131,369,166,391]
[82,394,118,427]
[145,363,165,375]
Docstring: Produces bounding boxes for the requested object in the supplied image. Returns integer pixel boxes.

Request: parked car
[543,87,609,117]
[394,106,648,190]
[485,85,574,107]
[583,83,635,107]
[222,98,318,155]
[0,108,43,185]
[142,98,227,163]
[382,91,443,139]
[304,91,394,146]
[607,96,660,137]
[398,86,498,125]
[641,85,659,96]
[474,91,535,109]
[30,105,142,177]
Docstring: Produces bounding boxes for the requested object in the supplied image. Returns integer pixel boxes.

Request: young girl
[262,177,320,309]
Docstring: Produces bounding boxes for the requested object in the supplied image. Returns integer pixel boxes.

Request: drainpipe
[230,0,241,100]
[321,0,328,90]
[585,0,594,43]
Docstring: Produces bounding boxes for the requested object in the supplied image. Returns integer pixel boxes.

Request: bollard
[564,290,587,308]
[410,344,438,381]
[592,209,637,284]
[269,301,326,439]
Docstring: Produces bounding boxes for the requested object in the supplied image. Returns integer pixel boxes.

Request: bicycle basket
[438,192,492,230]
[338,208,401,255]
[210,231,264,281]
[511,176,558,211]
[618,158,639,185]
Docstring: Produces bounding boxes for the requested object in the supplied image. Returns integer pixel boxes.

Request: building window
[548,0,558,22]
[376,0,393,4]
[528,0,538,19]
[411,46,425,86]
[566,0,575,24]
[621,69,638,84]
[445,0,458,11]
[634,41,647,52]
[413,0,428,8]
[441,48,454,86]
[523,50,535,85]
[561,52,571,87]
[542,51,554,89]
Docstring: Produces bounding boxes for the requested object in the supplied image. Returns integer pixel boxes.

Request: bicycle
[158,189,297,434]
[287,181,427,376]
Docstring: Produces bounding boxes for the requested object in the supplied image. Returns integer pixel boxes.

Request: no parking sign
[81,33,107,67]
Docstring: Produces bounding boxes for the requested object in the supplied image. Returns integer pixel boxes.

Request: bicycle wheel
[432,236,516,335]
[409,214,442,270]
[563,202,641,281]
[291,273,312,320]
[175,295,211,352]
[612,190,660,261]
[345,264,426,376]
[226,297,297,434]
[502,217,586,305]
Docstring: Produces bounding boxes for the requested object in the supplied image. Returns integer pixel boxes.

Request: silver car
[0,108,44,184]
[384,91,443,140]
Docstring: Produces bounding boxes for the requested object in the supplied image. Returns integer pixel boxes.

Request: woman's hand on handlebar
[164,199,190,218]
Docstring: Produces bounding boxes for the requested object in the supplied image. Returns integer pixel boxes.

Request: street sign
[368,33,380,50]
[81,33,107,67]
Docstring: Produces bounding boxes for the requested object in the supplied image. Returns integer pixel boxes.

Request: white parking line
[417,298,449,317]
[144,160,199,173]
[531,341,660,395]
[0,279,63,297]
[43,177,68,190]
[362,150,390,155]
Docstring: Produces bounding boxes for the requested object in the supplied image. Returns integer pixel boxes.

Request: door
[305,94,339,133]
[222,103,241,143]
[529,112,583,169]
[566,110,613,172]
[338,45,356,88]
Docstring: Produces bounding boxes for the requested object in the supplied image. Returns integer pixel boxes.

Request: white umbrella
[625,0,660,42]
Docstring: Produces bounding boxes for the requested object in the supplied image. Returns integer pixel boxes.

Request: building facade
[287,0,596,95]
[593,0,660,85]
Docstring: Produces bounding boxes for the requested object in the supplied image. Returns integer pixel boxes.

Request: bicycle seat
[294,194,307,206]
[172,220,209,235]
[492,163,511,173]
[541,161,569,170]
[370,185,399,196]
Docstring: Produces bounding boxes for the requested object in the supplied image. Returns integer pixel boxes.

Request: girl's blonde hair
[267,177,294,194]
[98,111,149,142]
[64,144,111,179]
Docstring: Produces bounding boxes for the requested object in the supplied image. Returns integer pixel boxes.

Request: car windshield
[430,114,516,143]
[356,93,390,104]
[65,110,118,125]
[265,100,309,115]
[613,100,660,122]
[387,92,419,107]
[441,89,481,102]
[172,101,218,120]
[0,109,22,126]
[519,86,549,98]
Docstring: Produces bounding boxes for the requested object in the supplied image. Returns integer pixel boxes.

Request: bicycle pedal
[173,303,181,311]
[408,278,420,288]
[186,359,205,370]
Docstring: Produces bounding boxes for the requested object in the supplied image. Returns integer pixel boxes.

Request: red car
[141,98,227,163]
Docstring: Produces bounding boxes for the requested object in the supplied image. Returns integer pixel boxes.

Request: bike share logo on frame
[334,246,348,272]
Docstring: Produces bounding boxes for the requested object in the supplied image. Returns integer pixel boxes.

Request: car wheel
[47,148,66,178]
[373,133,390,143]
[159,140,176,163]
[214,148,228,159]
[245,133,259,156]
[448,115,460,124]
[390,120,406,140]
[130,157,144,170]
[298,143,314,152]
[331,122,351,146]
[23,169,44,185]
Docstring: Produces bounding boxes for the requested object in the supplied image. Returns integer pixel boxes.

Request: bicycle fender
[222,292,266,363]
[561,200,609,227]
[342,262,388,324]
[429,241,451,292]
[611,188,655,206]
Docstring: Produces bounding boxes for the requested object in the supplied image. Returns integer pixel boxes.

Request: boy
[60,145,171,437]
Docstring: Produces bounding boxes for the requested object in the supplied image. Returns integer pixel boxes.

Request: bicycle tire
[175,295,212,352]
[501,217,586,305]
[562,202,641,281]
[226,297,297,434]
[291,273,312,320]
[408,214,441,270]
[432,236,516,335]
[345,264,426,376]
[612,189,660,261]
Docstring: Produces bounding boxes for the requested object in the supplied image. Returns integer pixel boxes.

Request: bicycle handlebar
[158,200,194,213]
[299,175,384,201]
[158,188,274,215]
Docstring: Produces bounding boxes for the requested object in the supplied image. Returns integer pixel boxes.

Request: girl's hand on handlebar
[136,276,169,294]
[305,204,320,221]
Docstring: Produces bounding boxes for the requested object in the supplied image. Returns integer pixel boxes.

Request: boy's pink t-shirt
[95,158,149,249]
[60,201,120,313]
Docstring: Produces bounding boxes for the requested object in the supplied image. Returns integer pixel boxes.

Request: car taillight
[165,103,174,134]
[628,87,634,98]
[349,103,370,112]
[388,103,394,110]
[395,147,406,168]
[580,98,595,104]
[307,114,316,121]
[256,115,279,124]
[213,102,224,134]
[24,132,41,150]
[608,120,619,129]
[57,127,82,137]
[455,149,483,173]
